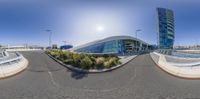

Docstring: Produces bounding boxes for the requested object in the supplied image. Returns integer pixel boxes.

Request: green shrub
[72,53,82,66]
[80,56,93,69]
[79,53,86,58]
[46,50,50,54]
[90,56,96,68]
[109,57,118,66]
[46,50,121,69]
[103,57,120,68]
[95,57,105,68]
[103,61,112,68]
[50,51,57,57]
[65,51,73,59]
[63,59,74,64]
[59,51,67,61]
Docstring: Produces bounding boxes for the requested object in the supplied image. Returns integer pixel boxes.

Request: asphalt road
[1,51,200,99]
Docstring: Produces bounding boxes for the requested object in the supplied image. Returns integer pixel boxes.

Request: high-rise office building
[157,8,174,49]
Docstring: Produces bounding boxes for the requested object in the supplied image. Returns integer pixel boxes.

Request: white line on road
[48,71,57,86]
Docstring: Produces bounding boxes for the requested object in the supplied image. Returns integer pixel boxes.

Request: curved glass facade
[74,38,150,55]
[75,40,123,54]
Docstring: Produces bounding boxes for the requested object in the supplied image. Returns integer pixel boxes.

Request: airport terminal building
[72,36,152,55]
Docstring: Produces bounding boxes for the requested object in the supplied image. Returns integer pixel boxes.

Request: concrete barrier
[150,52,200,79]
[176,50,200,54]
[0,52,28,79]
[6,49,42,52]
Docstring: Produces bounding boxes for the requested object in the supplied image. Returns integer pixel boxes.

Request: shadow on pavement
[69,70,88,80]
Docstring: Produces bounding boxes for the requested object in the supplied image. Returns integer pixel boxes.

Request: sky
[0,0,200,47]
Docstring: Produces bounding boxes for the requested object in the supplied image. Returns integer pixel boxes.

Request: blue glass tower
[157,8,174,49]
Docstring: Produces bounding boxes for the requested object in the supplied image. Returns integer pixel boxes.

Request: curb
[150,52,200,80]
[0,57,28,79]
[46,53,137,73]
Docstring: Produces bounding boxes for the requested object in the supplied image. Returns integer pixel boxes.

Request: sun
[97,26,104,31]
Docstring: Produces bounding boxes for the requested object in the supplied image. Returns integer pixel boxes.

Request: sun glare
[97,26,104,31]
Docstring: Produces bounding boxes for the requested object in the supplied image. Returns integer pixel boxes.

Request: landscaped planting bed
[46,50,121,70]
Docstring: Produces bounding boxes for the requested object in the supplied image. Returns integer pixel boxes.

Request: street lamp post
[46,29,52,48]
[135,29,142,53]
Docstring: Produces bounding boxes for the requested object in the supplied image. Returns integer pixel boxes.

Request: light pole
[46,29,52,48]
[135,29,142,53]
